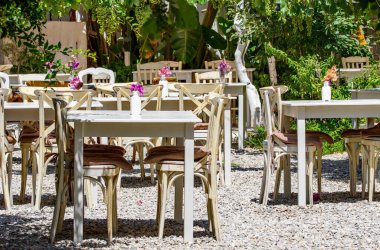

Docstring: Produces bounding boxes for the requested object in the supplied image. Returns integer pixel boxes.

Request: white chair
[0,72,10,89]
[159,61,183,70]
[78,67,115,84]
[137,62,164,85]
[342,57,369,69]
[195,71,232,84]
[205,60,238,82]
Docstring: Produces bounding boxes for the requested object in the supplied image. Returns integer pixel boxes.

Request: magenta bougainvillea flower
[158,66,172,78]
[130,82,144,96]
[218,59,231,75]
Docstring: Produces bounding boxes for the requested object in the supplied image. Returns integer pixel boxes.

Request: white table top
[4,101,103,109]
[282,99,380,107]
[67,110,202,123]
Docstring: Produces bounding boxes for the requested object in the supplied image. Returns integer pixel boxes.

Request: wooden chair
[195,71,232,84]
[205,60,237,82]
[0,89,16,210]
[29,89,97,209]
[260,87,320,205]
[144,94,228,240]
[260,85,333,194]
[78,67,116,84]
[342,57,369,69]
[0,72,10,89]
[0,64,13,73]
[137,62,164,85]
[113,85,162,183]
[49,94,132,243]
[159,61,183,70]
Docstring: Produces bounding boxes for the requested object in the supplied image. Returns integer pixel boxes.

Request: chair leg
[112,176,118,234]
[7,153,13,206]
[307,151,314,205]
[260,151,271,205]
[150,164,155,184]
[85,179,93,209]
[362,146,368,199]
[156,167,162,226]
[19,143,30,202]
[210,197,221,241]
[138,144,145,181]
[34,155,44,209]
[283,155,291,198]
[368,147,375,202]
[158,171,168,239]
[273,159,283,201]
[317,148,322,194]
[31,153,37,206]
[1,152,11,210]
[105,176,114,243]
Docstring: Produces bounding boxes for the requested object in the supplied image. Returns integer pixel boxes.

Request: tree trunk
[267,56,278,85]
[195,3,218,68]
[234,0,261,128]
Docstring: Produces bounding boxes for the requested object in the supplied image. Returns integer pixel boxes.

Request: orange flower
[323,65,337,82]
[144,50,153,59]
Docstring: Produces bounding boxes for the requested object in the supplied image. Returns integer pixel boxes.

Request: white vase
[321,81,331,101]
[159,76,169,98]
[130,91,142,116]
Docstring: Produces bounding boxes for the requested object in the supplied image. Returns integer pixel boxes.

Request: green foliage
[351,62,380,89]
[245,125,266,149]
[105,60,134,82]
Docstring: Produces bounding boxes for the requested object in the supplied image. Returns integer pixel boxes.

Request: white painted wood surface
[67,110,200,243]
[282,99,380,206]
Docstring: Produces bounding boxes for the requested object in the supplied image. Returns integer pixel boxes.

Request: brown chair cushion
[360,128,380,138]
[144,146,208,164]
[341,123,380,138]
[194,123,209,130]
[83,144,126,156]
[272,132,322,149]
[83,154,133,171]
[288,130,334,144]
[19,125,56,145]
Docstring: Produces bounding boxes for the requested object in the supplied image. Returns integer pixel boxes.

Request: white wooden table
[4,101,103,121]
[95,95,235,186]
[282,99,380,206]
[66,110,201,243]
[132,68,255,83]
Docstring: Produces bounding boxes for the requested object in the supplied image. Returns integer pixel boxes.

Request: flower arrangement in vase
[158,66,172,97]
[45,49,96,89]
[321,65,337,101]
[130,82,144,116]
[218,59,232,84]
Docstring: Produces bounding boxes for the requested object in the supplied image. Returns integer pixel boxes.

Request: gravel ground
[1,144,380,249]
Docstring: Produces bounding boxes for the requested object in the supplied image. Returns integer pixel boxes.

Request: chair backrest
[194,71,232,84]
[342,56,369,69]
[137,62,164,85]
[204,60,235,70]
[19,86,71,102]
[0,64,13,73]
[34,89,96,156]
[159,61,183,70]
[0,72,10,89]
[113,85,163,111]
[260,87,280,138]
[78,67,116,84]
[0,88,10,153]
[176,83,224,121]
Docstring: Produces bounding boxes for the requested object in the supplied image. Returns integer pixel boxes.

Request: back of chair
[195,71,232,84]
[0,72,10,89]
[204,60,235,70]
[114,85,162,111]
[18,74,70,85]
[260,87,279,139]
[137,62,163,85]
[159,61,183,70]
[342,56,369,69]
[176,83,224,121]
[0,89,10,154]
[78,67,115,84]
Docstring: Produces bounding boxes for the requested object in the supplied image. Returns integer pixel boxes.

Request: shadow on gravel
[0,214,52,249]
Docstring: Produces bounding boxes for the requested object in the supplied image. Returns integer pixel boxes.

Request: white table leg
[238,91,245,149]
[224,100,232,186]
[183,124,194,243]
[74,122,84,243]
[297,116,307,206]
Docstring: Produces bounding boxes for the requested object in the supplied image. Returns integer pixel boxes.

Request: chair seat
[83,144,126,156]
[194,123,208,130]
[287,130,334,144]
[273,132,322,149]
[83,154,132,171]
[144,146,208,164]
[342,123,380,138]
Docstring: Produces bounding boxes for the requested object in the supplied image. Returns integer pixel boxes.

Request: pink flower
[130,82,144,96]
[45,61,54,68]
[69,76,81,89]
[68,58,80,69]
[158,66,172,78]
[218,59,231,75]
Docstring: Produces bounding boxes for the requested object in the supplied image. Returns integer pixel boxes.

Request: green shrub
[105,60,135,82]
[245,125,266,149]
